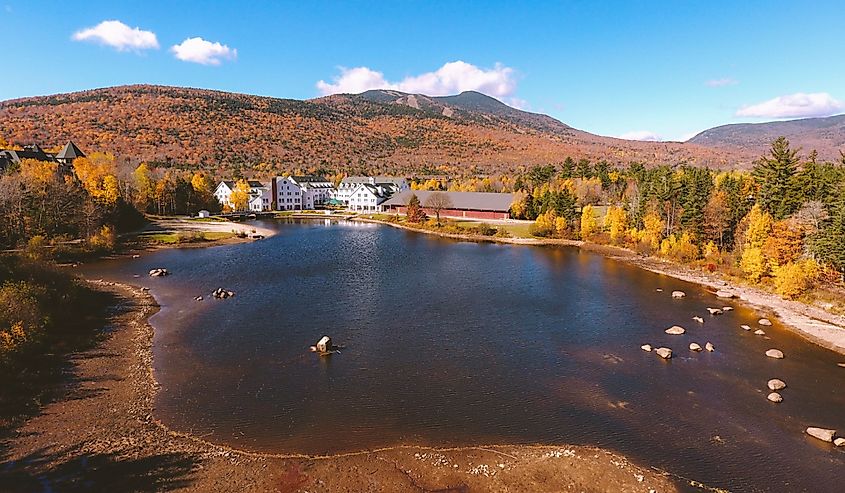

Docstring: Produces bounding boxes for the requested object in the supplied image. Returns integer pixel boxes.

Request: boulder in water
[767,392,783,403]
[692,316,704,324]
[316,335,332,353]
[655,347,673,359]
[672,291,686,299]
[149,268,169,277]
[835,437,845,447]
[641,344,653,352]
[722,306,734,311]
[665,325,686,335]
[689,342,702,352]
[754,329,766,336]
[767,379,786,391]
[805,427,836,443]
[194,296,203,301]
[707,308,723,315]
[759,318,773,326]
[741,325,752,331]
[765,349,784,359]
[716,290,736,299]
[705,342,715,352]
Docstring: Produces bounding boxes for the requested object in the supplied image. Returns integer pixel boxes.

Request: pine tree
[752,137,800,219]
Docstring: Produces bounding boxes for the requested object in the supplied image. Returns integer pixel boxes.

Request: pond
[82,219,845,491]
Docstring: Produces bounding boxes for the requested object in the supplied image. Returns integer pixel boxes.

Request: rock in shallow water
[689,342,702,352]
[767,379,786,391]
[754,329,766,335]
[767,392,783,403]
[705,342,715,352]
[716,290,736,298]
[672,291,686,299]
[707,307,723,315]
[692,316,704,323]
[741,325,752,331]
[806,427,836,442]
[655,347,673,359]
[835,437,845,447]
[759,318,773,326]
[665,325,686,335]
[766,349,784,359]
[641,344,653,352]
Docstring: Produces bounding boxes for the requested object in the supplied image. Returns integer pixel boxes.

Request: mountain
[689,114,845,161]
[0,85,749,173]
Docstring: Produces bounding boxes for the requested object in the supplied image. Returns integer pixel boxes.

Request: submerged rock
[759,318,773,326]
[665,325,686,335]
[705,342,715,352]
[767,379,786,391]
[641,344,653,352]
[767,392,783,403]
[655,347,673,359]
[689,342,702,352]
[806,427,836,443]
[765,349,784,359]
[672,291,686,299]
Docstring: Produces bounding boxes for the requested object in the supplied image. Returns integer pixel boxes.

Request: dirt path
[0,281,682,492]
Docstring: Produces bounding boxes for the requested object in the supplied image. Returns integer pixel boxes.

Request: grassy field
[139,231,235,244]
[451,220,533,238]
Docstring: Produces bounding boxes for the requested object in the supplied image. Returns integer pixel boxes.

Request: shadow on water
[0,445,199,492]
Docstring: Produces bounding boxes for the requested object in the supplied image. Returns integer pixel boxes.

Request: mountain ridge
[0,84,756,172]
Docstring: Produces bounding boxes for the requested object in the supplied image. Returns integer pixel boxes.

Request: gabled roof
[56,141,85,160]
[382,191,514,212]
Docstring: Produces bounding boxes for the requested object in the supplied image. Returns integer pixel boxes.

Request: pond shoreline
[0,279,684,492]
[355,217,845,357]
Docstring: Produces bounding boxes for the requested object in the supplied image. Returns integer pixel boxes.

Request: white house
[289,176,334,209]
[335,176,409,205]
[272,176,303,211]
[347,182,400,212]
[214,180,271,211]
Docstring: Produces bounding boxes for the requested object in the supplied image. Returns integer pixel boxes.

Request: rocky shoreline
[356,217,845,357]
[0,280,682,492]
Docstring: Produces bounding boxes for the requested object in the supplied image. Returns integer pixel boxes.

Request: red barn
[382,191,513,220]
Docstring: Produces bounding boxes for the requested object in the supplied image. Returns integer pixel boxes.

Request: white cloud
[507,97,530,110]
[736,92,843,119]
[316,61,519,100]
[171,37,237,65]
[618,130,663,142]
[72,20,159,52]
[705,77,738,87]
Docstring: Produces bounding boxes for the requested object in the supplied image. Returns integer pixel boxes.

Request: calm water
[82,220,845,491]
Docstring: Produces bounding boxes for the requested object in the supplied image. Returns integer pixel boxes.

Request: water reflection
[80,219,845,492]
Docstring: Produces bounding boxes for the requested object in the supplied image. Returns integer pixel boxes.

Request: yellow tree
[580,204,597,240]
[133,163,155,210]
[642,211,664,250]
[73,152,120,205]
[762,220,804,268]
[603,205,628,244]
[230,179,251,211]
[739,204,774,282]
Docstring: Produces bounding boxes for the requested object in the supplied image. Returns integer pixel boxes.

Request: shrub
[88,225,116,252]
[476,223,495,236]
[773,259,820,299]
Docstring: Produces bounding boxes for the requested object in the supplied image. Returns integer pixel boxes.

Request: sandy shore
[356,217,845,357]
[0,280,682,492]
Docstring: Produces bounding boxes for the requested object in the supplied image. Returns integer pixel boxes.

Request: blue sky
[3,1,844,141]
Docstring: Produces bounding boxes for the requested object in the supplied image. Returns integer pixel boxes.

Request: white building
[347,182,400,212]
[272,176,302,211]
[289,176,334,209]
[214,180,271,211]
[335,176,409,205]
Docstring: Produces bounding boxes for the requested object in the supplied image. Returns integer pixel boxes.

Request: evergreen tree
[560,157,575,179]
[811,191,845,275]
[752,137,801,220]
